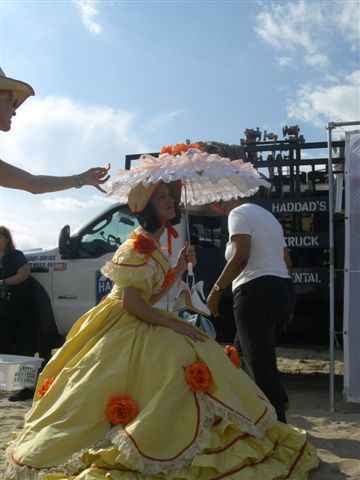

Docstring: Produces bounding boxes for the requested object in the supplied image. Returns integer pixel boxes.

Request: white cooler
[0,355,44,391]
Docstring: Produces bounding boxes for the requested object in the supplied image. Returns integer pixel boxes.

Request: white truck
[26,203,188,336]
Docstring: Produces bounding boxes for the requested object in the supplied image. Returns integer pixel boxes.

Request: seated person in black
[0,226,36,400]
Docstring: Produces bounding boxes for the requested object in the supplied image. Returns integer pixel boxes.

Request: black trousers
[233,276,292,423]
[0,297,37,356]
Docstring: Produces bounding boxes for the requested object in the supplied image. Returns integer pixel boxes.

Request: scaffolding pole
[327,120,360,412]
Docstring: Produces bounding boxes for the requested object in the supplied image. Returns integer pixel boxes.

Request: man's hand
[78,164,111,193]
[207,288,221,317]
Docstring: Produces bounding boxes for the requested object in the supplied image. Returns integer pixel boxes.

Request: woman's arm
[122,286,206,342]
[0,159,110,194]
[148,267,182,305]
[3,264,31,286]
[149,284,175,305]
[207,234,251,317]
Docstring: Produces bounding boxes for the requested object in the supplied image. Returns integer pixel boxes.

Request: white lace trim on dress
[5,392,275,479]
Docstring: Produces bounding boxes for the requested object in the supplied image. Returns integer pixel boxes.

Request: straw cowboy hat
[0,67,34,108]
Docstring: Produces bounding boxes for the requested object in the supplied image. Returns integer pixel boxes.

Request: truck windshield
[78,209,139,258]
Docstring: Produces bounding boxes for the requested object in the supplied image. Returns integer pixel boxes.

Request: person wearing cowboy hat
[0,67,109,402]
[0,67,110,193]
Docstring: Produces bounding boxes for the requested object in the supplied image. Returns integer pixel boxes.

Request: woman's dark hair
[0,226,16,253]
[136,201,181,233]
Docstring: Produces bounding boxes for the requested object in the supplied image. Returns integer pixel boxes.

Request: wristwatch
[213,283,224,292]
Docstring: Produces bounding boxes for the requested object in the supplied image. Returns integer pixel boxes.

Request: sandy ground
[0,347,359,479]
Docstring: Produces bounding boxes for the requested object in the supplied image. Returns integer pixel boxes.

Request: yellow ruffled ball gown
[5,230,319,480]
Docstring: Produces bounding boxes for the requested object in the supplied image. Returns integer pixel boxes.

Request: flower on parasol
[160,143,203,155]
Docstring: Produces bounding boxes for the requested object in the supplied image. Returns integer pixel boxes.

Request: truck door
[53,207,138,335]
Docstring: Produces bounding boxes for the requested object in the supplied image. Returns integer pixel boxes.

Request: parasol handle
[183,183,196,285]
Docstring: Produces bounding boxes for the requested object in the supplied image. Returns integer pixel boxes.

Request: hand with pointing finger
[77,163,111,193]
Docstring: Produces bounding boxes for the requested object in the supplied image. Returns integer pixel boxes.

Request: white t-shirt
[225,203,289,291]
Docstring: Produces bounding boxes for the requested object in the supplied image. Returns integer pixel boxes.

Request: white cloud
[336,0,360,49]
[0,204,59,251]
[288,69,360,127]
[145,110,185,133]
[42,195,115,212]
[304,52,329,68]
[255,0,329,69]
[0,96,147,250]
[279,56,292,67]
[1,220,40,251]
[0,96,147,174]
[74,0,103,34]
[255,1,360,67]
[0,190,120,251]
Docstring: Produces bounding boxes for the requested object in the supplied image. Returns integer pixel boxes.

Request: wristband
[73,175,83,189]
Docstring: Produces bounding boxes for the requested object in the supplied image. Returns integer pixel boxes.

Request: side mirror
[59,225,74,259]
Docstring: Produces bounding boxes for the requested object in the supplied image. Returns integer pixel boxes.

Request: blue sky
[0,0,359,249]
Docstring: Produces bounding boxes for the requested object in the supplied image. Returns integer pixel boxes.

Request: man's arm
[207,234,251,317]
[283,247,292,274]
[0,159,110,194]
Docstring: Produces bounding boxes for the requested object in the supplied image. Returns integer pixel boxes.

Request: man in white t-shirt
[207,197,293,423]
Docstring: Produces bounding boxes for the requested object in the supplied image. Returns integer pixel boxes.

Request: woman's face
[0,91,17,132]
[150,183,176,225]
[0,235,9,251]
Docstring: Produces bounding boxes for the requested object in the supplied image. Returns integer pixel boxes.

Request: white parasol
[109,145,269,255]
[108,147,269,208]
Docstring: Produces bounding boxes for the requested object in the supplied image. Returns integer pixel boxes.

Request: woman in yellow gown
[5,181,319,480]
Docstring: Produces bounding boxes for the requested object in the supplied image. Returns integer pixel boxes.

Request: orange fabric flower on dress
[224,345,241,368]
[162,268,177,289]
[106,394,139,426]
[185,362,213,393]
[38,377,55,398]
[130,232,157,255]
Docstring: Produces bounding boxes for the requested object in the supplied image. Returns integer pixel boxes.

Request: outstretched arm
[0,159,110,194]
